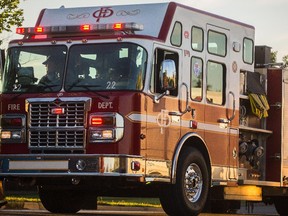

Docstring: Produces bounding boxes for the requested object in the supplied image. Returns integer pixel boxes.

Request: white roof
[38,3,169,38]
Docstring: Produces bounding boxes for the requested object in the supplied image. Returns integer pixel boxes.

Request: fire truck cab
[0,2,287,215]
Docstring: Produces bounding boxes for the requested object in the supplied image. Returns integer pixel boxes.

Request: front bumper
[0,154,145,178]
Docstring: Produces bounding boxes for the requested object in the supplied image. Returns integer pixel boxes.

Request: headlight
[89,113,124,143]
[0,114,26,143]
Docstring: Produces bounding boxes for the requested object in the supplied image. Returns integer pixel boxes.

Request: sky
[2,0,288,61]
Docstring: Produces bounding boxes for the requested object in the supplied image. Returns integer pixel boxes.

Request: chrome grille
[27,98,91,151]
[30,102,85,127]
[30,130,85,148]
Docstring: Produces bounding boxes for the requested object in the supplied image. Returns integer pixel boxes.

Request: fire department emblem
[156,109,171,134]
[93,7,114,22]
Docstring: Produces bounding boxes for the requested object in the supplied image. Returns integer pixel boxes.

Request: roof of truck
[20,2,254,41]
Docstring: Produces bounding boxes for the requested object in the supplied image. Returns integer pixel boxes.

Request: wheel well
[171,133,211,184]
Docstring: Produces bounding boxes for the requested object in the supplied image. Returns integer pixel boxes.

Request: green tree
[271,50,277,63]
[283,55,288,67]
[0,0,24,44]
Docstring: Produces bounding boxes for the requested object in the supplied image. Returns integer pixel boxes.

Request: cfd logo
[93,7,114,22]
[156,109,171,134]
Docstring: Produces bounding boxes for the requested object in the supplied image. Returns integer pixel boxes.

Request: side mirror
[154,59,177,103]
[159,59,177,91]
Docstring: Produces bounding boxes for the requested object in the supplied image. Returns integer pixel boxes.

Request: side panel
[282,69,288,182]
[266,69,282,182]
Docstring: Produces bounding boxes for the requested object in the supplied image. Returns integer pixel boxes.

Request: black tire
[159,147,210,216]
[38,186,83,213]
[274,197,288,215]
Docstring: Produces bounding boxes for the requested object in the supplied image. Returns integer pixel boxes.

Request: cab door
[145,44,182,163]
[204,24,238,180]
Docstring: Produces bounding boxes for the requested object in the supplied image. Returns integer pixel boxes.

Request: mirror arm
[154,90,170,103]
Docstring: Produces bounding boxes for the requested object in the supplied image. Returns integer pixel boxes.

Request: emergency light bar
[16,22,144,36]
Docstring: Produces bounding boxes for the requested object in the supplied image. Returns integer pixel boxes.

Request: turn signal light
[91,117,103,126]
[1,118,22,127]
[90,116,114,126]
[131,161,141,171]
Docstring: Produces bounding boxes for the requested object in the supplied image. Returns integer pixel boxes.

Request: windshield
[65,43,146,91]
[3,46,67,93]
[2,43,147,93]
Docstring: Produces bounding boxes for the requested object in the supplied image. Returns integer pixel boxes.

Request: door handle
[227,91,236,121]
[218,118,229,124]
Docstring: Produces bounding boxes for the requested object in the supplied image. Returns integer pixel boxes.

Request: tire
[159,147,210,216]
[274,197,288,215]
[38,186,83,213]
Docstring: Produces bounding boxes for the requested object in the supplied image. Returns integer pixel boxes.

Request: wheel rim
[184,163,203,203]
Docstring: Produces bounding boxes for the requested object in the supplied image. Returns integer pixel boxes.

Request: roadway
[0,202,280,216]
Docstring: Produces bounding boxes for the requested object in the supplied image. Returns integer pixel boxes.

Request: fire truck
[0,2,287,215]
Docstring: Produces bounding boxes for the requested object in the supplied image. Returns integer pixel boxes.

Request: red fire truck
[0,2,287,215]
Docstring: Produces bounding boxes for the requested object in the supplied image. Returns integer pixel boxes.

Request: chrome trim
[0,154,174,183]
[0,154,145,178]
[25,97,92,108]
[25,97,91,152]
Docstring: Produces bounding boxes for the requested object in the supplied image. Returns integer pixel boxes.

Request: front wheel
[160,147,210,216]
[38,186,83,213]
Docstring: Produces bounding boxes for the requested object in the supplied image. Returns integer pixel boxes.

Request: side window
[171,22,182,47]
[206,61,226,105]
[208,30,227,57]
[243,38,254,64]
[151,49,178,96]
[191,57,203,101]
[191,26,204,52]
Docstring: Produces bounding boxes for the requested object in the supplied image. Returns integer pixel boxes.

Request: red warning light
[16,28,25,34]
[91,117,103,126]
[51,108,65,115]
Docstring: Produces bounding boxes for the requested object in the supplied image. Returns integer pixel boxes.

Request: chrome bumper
[0,154,145,178]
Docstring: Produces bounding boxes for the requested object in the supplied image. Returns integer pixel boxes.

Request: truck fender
[171,132,211,184]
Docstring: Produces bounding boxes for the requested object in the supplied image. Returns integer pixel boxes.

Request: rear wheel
[274,196,288,215]
[160,147,210,216]
[38,186,83,213]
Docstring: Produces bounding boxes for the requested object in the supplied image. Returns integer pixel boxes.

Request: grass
[98,197,161,208]
[4,194,161,208]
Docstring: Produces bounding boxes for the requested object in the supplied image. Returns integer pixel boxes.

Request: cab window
[243,38,254,64]
[191,26,204,52]
[191,57,203,101]
[208,30,227,57]
[171,22,182,47]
